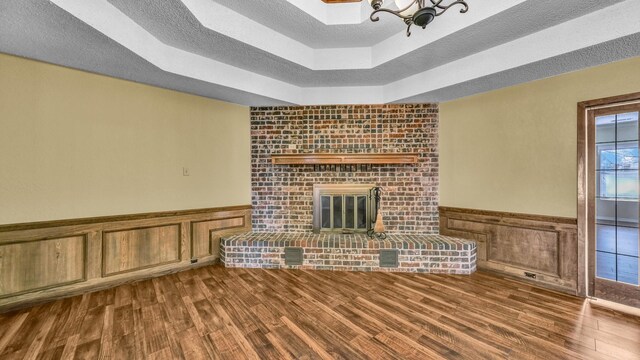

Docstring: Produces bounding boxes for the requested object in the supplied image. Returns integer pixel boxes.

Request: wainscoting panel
[102,224,181,276]
[0,205,251,312]
[191,216,246,259]
[0,235,86,299]
[490,225,559,276]
[439,207,578,294]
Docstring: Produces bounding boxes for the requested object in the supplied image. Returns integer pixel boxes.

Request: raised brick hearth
[221,233,476,274]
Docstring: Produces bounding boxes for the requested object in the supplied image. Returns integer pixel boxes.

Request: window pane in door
[596,115,615,143]
[617,226,639,257]
[596,143,616,170]
[617,255,639,285]
[596,251,616,281]
[616,200,638,226]
[595,197,615,225]
[615,143,638,170]
[596,171,616,198]
[596,224,616,253]
[616,112,639,142]
[616,170,639,199]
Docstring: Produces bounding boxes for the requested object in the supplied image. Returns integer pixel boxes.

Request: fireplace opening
[313,184,374,233]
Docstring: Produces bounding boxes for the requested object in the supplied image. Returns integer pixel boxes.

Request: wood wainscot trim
[190,215,248,259]
[101,223,183,277]
[0,205,251,232]
[439,207,577,225]
[0,205,251,313]
[0,234,88,300]
[439,206,579,295]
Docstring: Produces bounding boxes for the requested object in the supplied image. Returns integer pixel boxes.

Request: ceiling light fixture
[368,0,469,37]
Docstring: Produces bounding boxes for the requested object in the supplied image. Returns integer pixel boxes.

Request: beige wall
[0,54,251,225]
[440,56,640,218]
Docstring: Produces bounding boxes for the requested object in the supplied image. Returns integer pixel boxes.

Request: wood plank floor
[1,266,639,360]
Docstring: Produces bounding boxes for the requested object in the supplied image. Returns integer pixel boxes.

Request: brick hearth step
[221,233,476,274]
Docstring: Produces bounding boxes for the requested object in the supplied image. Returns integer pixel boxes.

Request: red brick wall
[250,104,439,234]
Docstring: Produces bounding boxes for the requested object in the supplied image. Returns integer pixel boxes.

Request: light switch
[183,167,190,176]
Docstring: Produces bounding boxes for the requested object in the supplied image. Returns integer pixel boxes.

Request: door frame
[577,91,640,302]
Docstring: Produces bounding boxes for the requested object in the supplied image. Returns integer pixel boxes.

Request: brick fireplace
[223,104,476,275]
[250,104,439,233]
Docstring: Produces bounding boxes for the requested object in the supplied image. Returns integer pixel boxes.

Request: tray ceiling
[1,0,639,105]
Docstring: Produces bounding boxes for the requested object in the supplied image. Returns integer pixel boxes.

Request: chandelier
[368,0,469,37]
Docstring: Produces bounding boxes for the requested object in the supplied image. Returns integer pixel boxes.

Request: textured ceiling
[0,0,638,106]
[0,0,287,105]
[211,0,404,48]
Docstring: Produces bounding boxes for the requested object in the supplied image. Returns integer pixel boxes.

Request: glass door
[319,194,369,233]
[590,104,640,306]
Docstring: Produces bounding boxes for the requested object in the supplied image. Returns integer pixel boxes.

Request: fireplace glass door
[320,194,368,232]
[313,184,374,233]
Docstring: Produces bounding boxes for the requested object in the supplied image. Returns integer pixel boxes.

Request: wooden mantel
[271,153,419,165]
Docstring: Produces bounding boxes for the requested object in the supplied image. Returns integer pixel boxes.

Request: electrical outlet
[183,167,190,176]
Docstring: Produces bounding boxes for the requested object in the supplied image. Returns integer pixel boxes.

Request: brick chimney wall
[250,104,439,234]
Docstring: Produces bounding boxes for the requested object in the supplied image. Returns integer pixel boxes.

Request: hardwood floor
[0,266,639,360]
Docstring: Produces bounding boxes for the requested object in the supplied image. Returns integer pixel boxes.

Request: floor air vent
[284,247,304,266]
[379,249,399,268]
